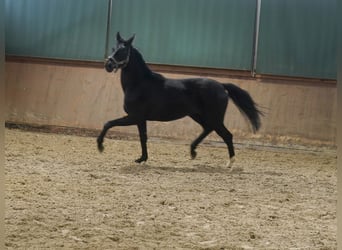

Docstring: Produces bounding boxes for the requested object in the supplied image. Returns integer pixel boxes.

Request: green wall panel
[5,0,108,61]
[257,0,336,79]
[110,0,256,70]
[5,0,336,79]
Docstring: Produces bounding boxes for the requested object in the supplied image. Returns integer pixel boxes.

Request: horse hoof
[97,137,104,152]
[226,157,235,168]
[135,157,147,164]
[191,150,197,160]
[97,143,104,153]
[97,145,104,153]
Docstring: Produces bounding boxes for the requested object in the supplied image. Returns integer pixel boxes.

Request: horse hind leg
[226,156,235,168]
[214,123,235,168]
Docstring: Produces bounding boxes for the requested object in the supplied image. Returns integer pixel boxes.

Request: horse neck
[120,48,152,87]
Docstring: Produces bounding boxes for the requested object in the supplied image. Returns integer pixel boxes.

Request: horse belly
[146,102,190,121]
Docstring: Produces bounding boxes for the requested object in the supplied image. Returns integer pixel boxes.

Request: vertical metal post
[251,0,261,77]
[104,0,113,59]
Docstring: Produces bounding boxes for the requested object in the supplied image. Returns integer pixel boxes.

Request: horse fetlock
[97,137,104,152]
[190,149,197,159]
[97,144,104,153]
[226,156,235,168]
[135,156,147,164]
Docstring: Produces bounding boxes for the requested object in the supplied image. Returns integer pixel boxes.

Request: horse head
[105,32,135,73]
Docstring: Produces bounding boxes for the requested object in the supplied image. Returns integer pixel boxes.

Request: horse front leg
[97,115,137,152]
[190,129,212,159]
[136,121,148,163]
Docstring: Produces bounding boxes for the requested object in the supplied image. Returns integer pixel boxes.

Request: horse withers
[97,32,263,167]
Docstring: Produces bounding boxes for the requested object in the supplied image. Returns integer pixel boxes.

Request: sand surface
[5,129,337,249]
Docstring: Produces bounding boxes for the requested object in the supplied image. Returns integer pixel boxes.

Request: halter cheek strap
[110,46,131,71]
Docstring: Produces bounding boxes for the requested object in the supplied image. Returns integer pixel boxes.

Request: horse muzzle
[104,58,119,73]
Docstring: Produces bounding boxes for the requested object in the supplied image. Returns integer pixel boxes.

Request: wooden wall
[5,61,336,145]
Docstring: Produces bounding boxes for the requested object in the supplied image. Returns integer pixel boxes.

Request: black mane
[129,47,165,81]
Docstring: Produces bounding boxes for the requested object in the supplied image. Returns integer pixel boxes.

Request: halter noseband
[109,45,131,72]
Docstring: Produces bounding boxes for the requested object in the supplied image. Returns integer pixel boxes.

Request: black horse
[97,32,262,167]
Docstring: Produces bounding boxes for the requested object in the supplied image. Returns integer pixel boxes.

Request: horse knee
[104,121,113,131]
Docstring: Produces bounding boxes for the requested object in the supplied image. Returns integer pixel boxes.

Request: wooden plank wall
[5,61,336,145]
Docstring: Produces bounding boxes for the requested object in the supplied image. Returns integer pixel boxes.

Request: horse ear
[125,34,135,46]
[116,32,125,43]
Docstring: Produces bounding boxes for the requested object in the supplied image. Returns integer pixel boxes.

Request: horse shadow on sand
[120,162,246,175]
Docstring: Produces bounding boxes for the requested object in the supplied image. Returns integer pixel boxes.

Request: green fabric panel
[5,0,108,61]
[257,0,336,79]
[110,0,256,70]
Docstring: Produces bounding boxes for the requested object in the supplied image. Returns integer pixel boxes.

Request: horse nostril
[105,60,114,72]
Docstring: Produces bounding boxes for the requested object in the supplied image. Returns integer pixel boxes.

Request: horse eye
[112,48,115,52]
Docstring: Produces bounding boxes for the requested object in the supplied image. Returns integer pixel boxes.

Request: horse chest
[123,91,144,114]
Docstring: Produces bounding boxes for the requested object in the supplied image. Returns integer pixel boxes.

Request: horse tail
[222,83,263,132]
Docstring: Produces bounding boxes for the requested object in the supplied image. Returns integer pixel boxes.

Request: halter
[108,44,131,72]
